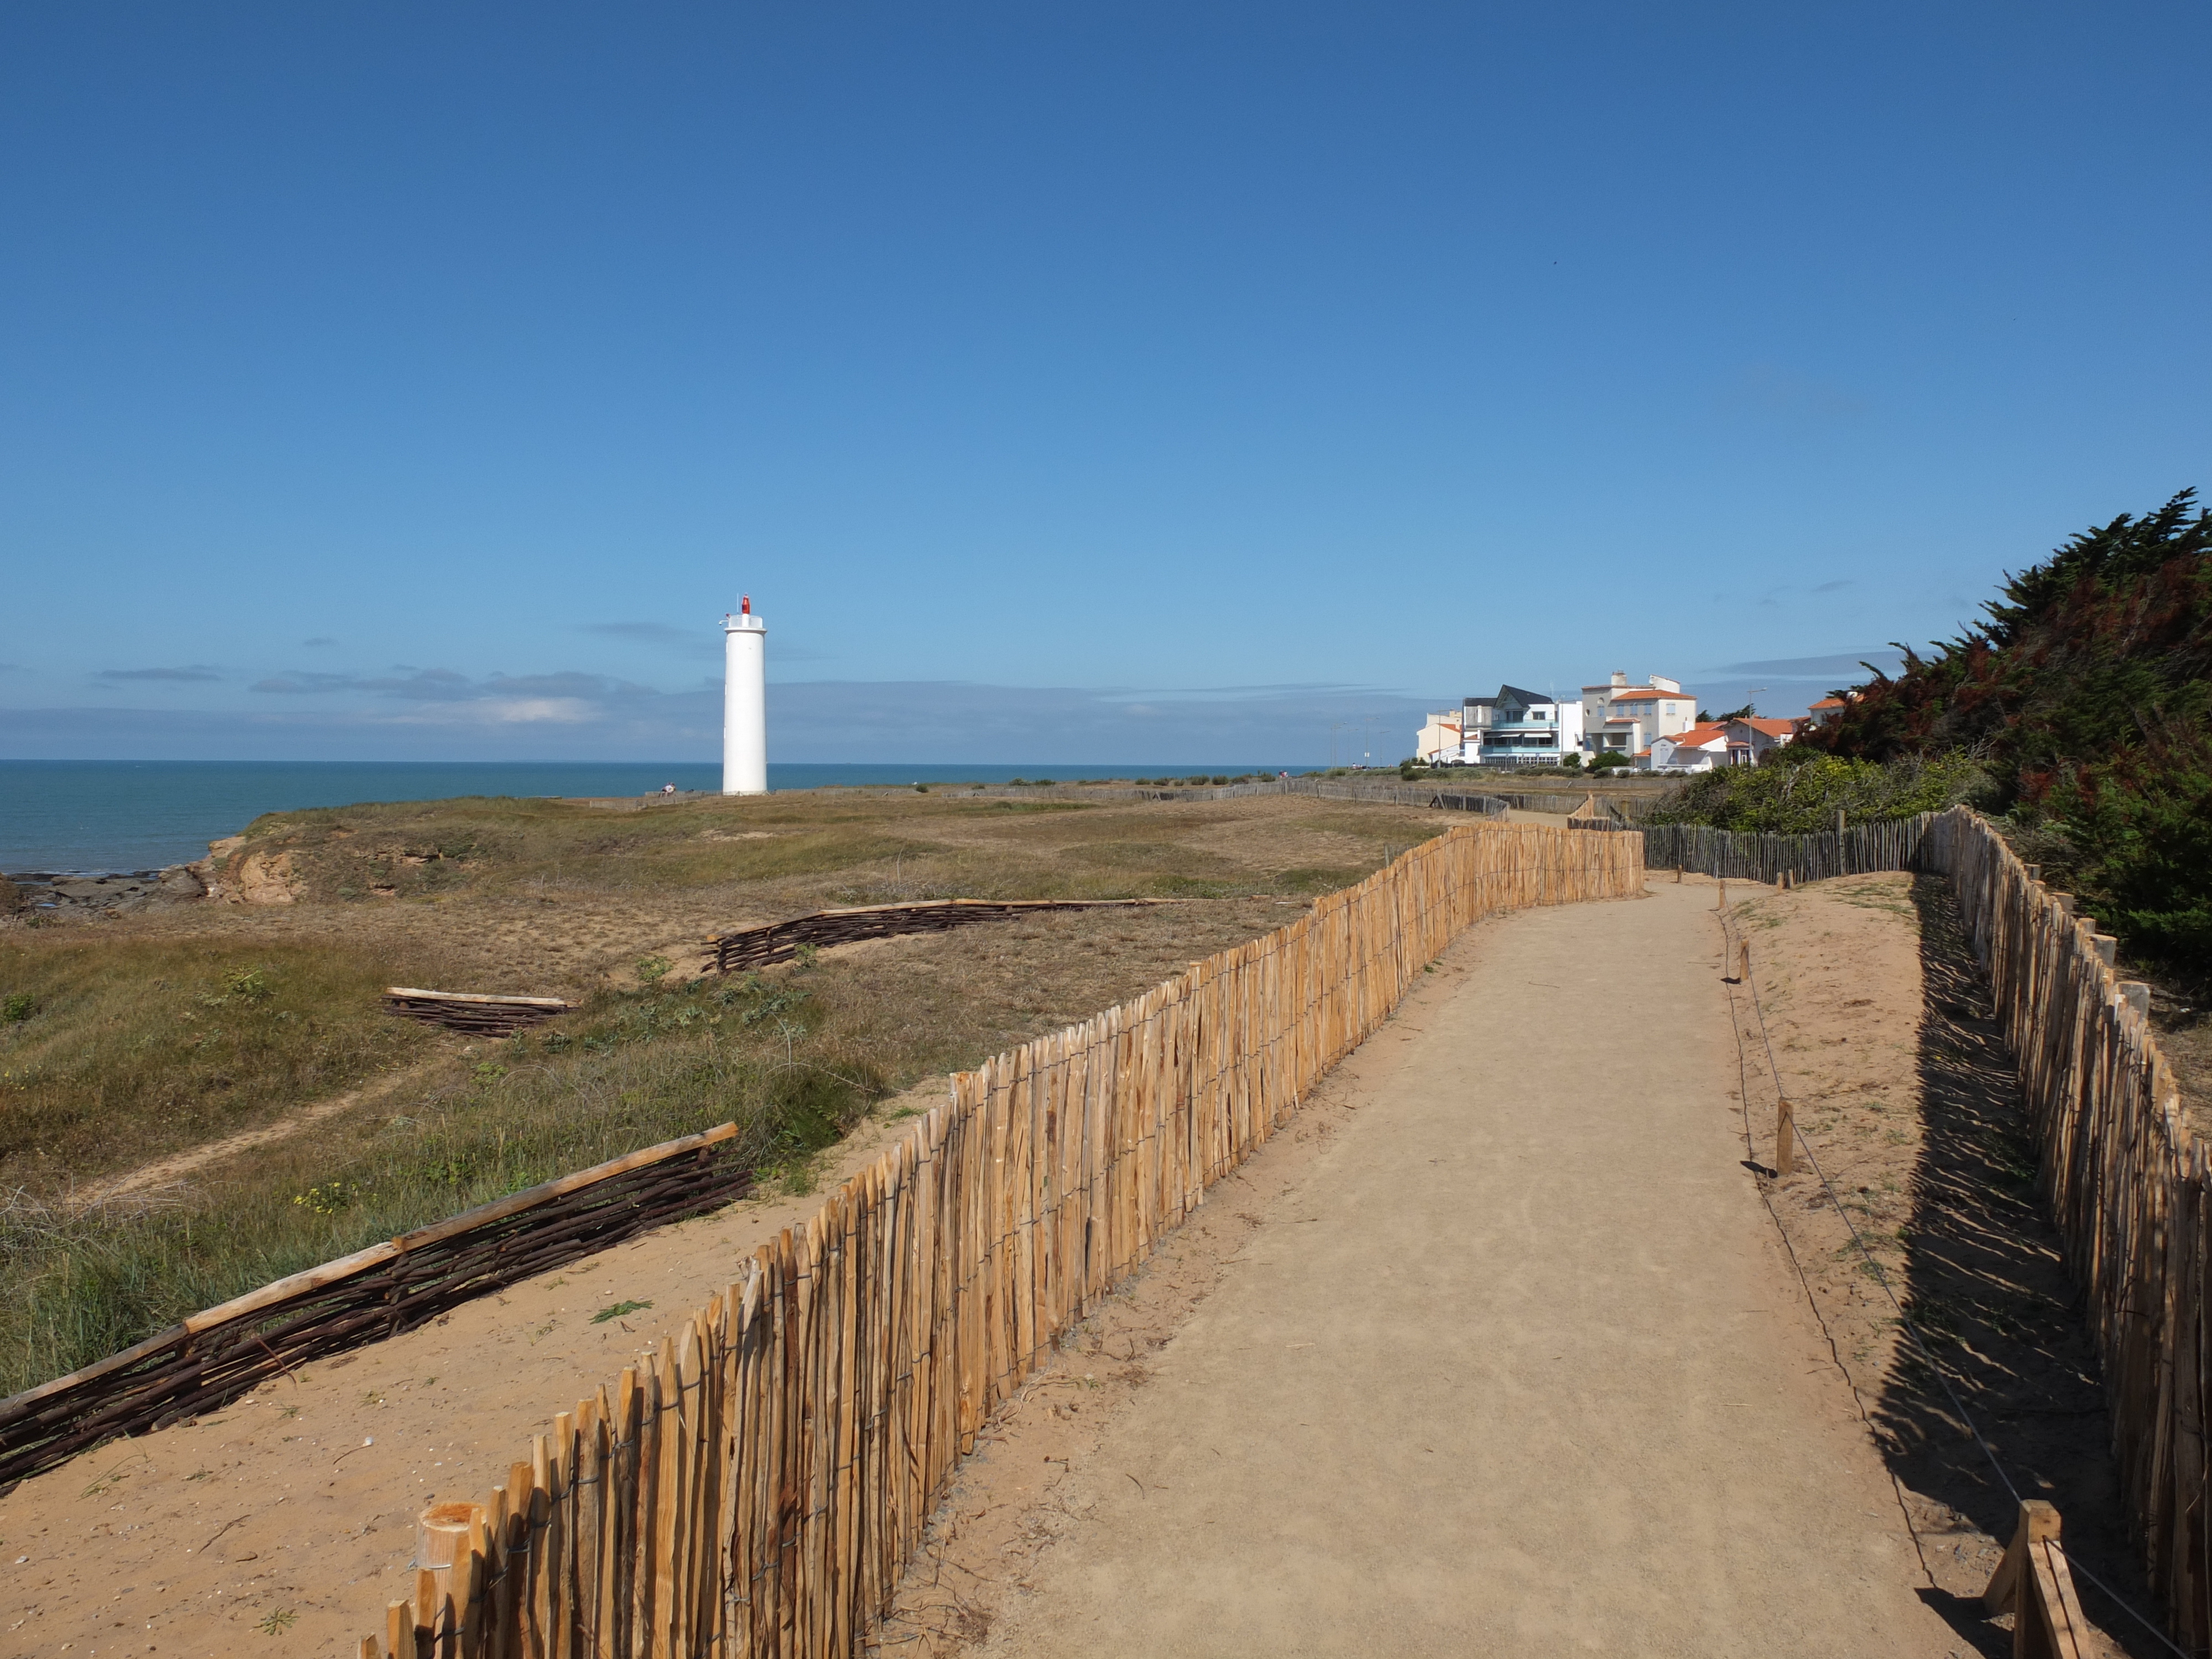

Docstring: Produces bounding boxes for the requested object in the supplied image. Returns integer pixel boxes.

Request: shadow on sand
[1875,874,2166,1656]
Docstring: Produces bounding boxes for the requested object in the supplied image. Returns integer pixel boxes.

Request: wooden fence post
[1775,1099,1794,1180]
[1983,1500,2095,1658]
[416,1503,479,1658]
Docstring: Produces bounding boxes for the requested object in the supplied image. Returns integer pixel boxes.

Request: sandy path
[960,879,1960,1658]
[70,1057,449,1211]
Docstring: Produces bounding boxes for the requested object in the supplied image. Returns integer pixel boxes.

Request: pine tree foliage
[1802,490,2212,970]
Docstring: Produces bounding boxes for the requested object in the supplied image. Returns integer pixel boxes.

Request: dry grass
[0,935,439,1187]
[0,788,1461,1392]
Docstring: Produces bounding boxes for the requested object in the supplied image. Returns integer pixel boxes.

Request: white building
[1579,671,1699,760]
[1726,716,1798,765]
[1420,684,1584,766]
[1648,723,1730,770]
[1643,715,1798,771]
[1414,709,1463,764]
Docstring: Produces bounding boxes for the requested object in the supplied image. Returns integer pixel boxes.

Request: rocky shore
[0,864,208,918]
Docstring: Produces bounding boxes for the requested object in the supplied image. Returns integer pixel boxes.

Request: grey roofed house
[1462,683,1583,764]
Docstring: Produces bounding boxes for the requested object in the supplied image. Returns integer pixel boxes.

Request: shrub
[1650,752,1989,834]
[1801,488,2210,973]
[2038,723,2212,966]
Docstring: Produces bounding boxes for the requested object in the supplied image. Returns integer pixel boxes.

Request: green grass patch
[0,934,434,1185]
[0,972,885,1394]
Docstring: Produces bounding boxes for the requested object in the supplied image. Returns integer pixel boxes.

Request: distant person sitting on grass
[661,782,676,795]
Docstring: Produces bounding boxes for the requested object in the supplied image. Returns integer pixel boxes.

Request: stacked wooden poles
[364,821,1646,1659]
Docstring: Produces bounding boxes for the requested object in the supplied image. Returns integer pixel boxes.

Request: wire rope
[1723,902,2191,1658]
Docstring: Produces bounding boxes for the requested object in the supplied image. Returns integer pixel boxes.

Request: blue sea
[0,760,1308,873]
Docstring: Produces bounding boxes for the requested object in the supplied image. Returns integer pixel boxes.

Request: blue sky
[3,2,2206,762]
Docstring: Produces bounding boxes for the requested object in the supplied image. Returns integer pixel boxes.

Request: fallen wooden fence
[1922,806,2204,1648]
[358,819,1645,1658]
[385,988,574,1036]
[0,1126,753,1490]
[703,897,1171,974]
[1130,779,1505,809]
[1640,813,1936,882]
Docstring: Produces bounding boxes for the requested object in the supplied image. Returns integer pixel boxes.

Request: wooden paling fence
[1921,806,2205,1648]
[1426,791,1510,817]
[0,1128,753,1489]
[1641,812,1936,883]
[358,820,1644,1659]
[703,898,1168,975]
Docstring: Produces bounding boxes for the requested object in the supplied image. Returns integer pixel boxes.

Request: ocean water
[0,760,1306,873]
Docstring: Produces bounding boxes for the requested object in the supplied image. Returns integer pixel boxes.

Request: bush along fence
[1639,812,1937,884]
[356,820,1645,1659]
[1921,806,2204,1649]
[0,1126,753,1491]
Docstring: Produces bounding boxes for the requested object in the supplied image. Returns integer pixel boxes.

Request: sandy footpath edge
[0,1076,951,1658]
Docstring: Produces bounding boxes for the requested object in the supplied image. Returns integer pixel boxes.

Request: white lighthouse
[722,596,767,796]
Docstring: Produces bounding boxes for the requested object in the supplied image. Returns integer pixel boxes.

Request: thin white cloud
[97,665,222,682]
[12,676,1433,763]
[1709,651,1904,680]
[252,667,649,704]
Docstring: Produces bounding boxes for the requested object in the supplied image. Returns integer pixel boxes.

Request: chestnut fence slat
[1920,806,2203,1650]
[361,820,1644,1658]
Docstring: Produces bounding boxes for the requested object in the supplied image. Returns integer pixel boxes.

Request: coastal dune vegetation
[0,787,1456,1394]
[1652,489,2210,1117]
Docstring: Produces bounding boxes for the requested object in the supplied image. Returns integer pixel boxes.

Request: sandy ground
[4,867,2147,1656]
[0,1075,954,1657]
[879,879,1962,1658]
[1719,872,2147,1656]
